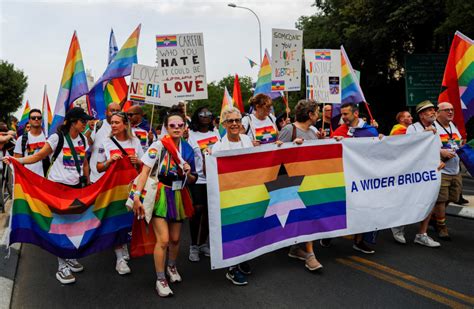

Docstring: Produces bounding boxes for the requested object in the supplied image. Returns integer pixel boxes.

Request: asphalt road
[11,215,474,309]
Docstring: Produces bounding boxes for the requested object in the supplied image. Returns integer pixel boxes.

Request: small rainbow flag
[315,51,331,60]
[8,159,137,258]
[216,143,347,260]
[254,50,272,95]
[218,87,234,137]
[42,86,52,136]
[130,95,145,104]
[156,35,177,48]
[271,80,285,91]
[341,45,366,104]
[17,100,30,135]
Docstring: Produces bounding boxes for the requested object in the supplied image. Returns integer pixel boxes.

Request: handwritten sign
[155,33,208,104]
[127,64,165,106]
[304,49,341,103]
[271,28,303,92]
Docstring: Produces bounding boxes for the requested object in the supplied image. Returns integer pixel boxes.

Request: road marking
[336,258,471,309]
[347,256,474,305]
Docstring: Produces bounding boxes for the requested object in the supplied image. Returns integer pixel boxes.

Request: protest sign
[128,64,165,106]
[271,28,303,92]
[155,33,208,103]
[304,49,341,103]
[206,132,441,268]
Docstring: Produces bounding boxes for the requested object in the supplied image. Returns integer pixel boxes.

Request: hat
[415,100,436,114]
[65,107,94,121]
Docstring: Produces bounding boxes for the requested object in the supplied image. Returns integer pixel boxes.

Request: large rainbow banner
[7,159,137,258]
[207,133,442,268]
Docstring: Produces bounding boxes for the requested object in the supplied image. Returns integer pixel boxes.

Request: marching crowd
[0,93,465,297]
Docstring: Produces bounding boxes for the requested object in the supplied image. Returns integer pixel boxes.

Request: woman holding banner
[96,111,143,276]
[3,107,93,284]
[241,94,279,146]
[132,107,197,297]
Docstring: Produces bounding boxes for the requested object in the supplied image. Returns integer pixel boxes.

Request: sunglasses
[168,122,185,129]
[127,112,139,117]
[198,111,213,118]
[30,116,42,120]
[225,118,242,124]
[112,111,129,122]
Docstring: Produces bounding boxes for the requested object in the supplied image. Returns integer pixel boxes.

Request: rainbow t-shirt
[255,125,277,144]
[197,136,219,152]
[27,141,46,155]
[63,146,86,167]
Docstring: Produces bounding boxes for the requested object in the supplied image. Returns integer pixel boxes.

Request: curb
[0,243,21,309]
[447,203,474,219]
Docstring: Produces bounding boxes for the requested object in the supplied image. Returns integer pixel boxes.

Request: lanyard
[436,121,453,139]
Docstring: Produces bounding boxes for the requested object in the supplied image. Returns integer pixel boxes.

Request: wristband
[134,191,142,198]
[103,160,109,169]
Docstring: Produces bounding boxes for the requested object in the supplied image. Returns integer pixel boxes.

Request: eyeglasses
[109,109,121,113]
[198,111,212,118]
[439,108,454,113]
[225,118,242,124]
[168,122,185,129]
[30,116,42,120]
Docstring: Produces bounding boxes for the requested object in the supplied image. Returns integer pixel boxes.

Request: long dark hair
[190,106,214,132]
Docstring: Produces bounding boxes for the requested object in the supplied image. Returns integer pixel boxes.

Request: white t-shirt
[47,133,89,186]
[241,114,278,144]
[212,134,254,152]
[434,121,461,175]
[89,120,111,183]
[188,130,220,184]
[97,137,144,165]
[132,126,156,153]
[14,132,47,176]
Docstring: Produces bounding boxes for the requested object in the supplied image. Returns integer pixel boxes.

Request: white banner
[155,33,208,104]
[271,28,303,92]
[128,64,165,106]
[207,133,441,269]
[304,49,341,103]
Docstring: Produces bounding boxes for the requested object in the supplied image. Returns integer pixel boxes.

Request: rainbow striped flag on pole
[42,86,52,136]
[341,45,366,104]
[50,32,89,136]
[7,159,137,258]
[218,87,234,137]
[17,100,30,136]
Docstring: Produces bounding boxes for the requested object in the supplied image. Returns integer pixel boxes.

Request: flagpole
[149,105,155,133]
[321,102,325,134]
[364,101,374,122]
[285,91,290,117]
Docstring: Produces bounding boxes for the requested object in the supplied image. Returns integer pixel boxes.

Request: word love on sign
[156,32,208,104]
[128,64,162,105]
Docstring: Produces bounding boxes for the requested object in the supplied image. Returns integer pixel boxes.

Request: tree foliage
[0,61,28,123]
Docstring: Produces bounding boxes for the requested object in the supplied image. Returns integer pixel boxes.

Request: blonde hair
[110,113,134,140]
[221,107,242,121]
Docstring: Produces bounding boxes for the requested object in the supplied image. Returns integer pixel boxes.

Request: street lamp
[228,3,262,65]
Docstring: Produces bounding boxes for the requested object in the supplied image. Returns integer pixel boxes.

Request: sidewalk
[447,195,474,219]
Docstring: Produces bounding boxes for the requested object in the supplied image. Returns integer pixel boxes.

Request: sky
[0,0,316,118]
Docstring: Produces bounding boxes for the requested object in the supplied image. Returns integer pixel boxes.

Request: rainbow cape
[8,159,137,258]
[88,25,140,120]
[17,100,30,136]
[438,31,474,139]
[216,143,347,260]
[50,32,89,136]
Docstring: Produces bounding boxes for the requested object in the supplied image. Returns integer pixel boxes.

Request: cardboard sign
[155,33,208,103]
[304,49,341,103]
[271,29,303,92]
[128,64,164,106]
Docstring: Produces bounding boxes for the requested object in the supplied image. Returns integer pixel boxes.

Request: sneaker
[238,261,251,275]
[189,245,200,262]
[414,233,441,248]
[226,267,248,286]
[305,254,323,271]
[319,239,332,248]
[353,241,375,254]
[437,225,451,241]
[116,258,131,275]
[66,259,84,273]
[392,230,406,244]
[166,265,182,283]
[56,266,76,284]
[122,244,130,261]
[288,246,309,261]
[455,196,469,205]
[156,279,173,297]
[199,243,211,257]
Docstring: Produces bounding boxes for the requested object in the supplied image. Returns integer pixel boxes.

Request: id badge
[172,181,183,191]
[449,139,458,150]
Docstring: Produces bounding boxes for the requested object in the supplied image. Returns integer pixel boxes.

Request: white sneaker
[189,245,200,262]
[156,279,173,297]
[116,258,131,275]
[414,233,441,248]
[56,266,76,284]
[122,244,130,261]
[199,243,211,257]
[166,265,182,283]
[392,230,406,244]
[66,259,84,273]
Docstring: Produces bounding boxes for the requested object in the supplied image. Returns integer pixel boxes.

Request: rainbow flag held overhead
[341,45,366,104]
[50,32,89,136]
[438,31,474,139]
[88,25,141,120]
[17,100,30,136]
[218,87,234,137]
[254,50,272,96]
[156,35,177,48]
[215,143,346,260]
[42,86,52,136]
[7,159,137,258]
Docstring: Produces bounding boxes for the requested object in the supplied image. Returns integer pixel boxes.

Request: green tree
[0,61,28,123]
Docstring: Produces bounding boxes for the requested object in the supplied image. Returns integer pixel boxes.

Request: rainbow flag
[104,29,129,108]
[88,25,140,120]
[17,100,30,136]
[156,35,177,48]
[233,74,244,113]
[438,31,474,139]
[341,45,366,104]
[50,32,89,136]
[254,50,272,95]
[315,51,331,60]
[42,86,52,136]
[8,159,137,258]
[218,87,234,137]
[216,143,347,260]
[389,124,407,136]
